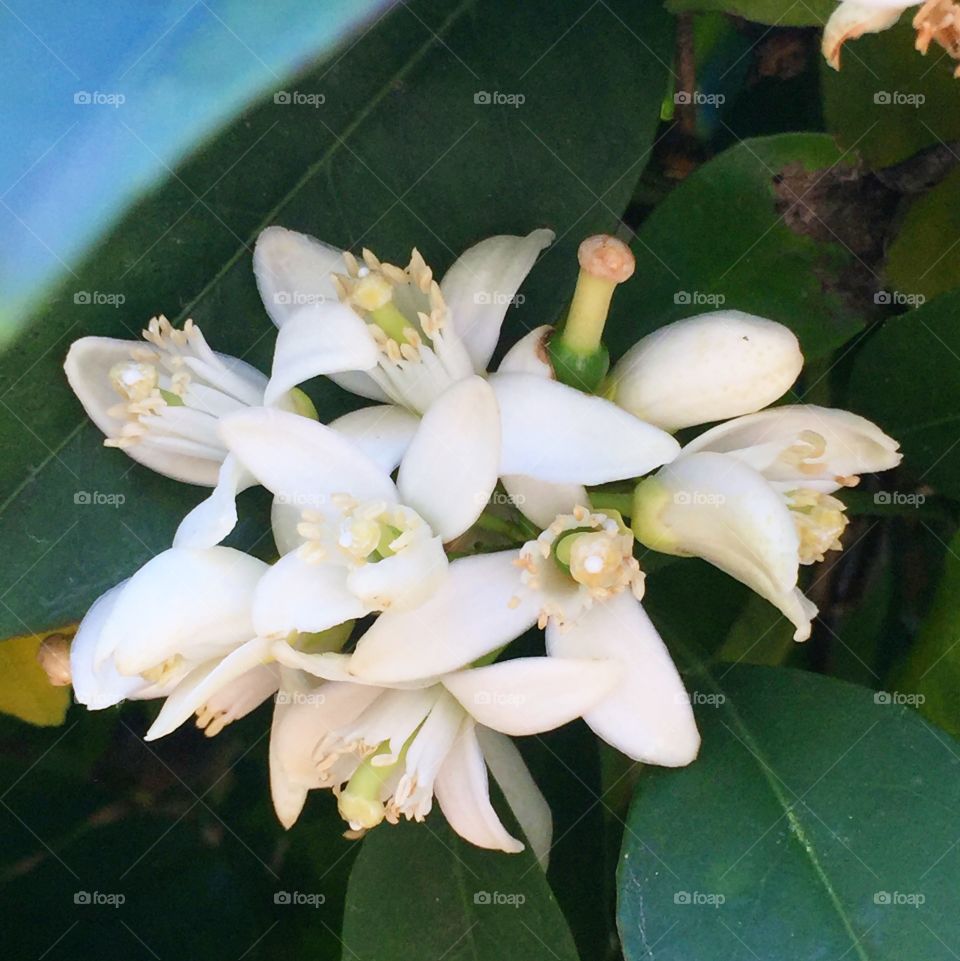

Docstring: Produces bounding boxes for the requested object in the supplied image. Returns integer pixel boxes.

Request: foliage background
[2,1,960,958]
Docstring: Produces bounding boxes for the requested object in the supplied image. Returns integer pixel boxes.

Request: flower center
[332,248,473,413]
[516,506,645,629]
[140,654,185,685]
[787,489,849,565]
[103,316,264,458]
[296,496,430,566]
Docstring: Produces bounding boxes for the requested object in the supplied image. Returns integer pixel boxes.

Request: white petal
[272,498,304,555]
[635,452,800,598]
[498,325,554,378]
[346,536,448,612]
[254,225,343,327]
[65,337,223,485]
[501,474,586,529]
[397,376,500,541]
[252,551,369,638]
[338,687,439,760]
[101,547,267,675]
[173,454,253,549]
[194,662,279,736]
[271,645,438,688]
[145,637,272,740]
[270,679,381,828]
[329,369,391,403]
[330,404,420,474]
[546,593,700,765]
[220,407,398,511]
[476,727,552,871]
[608,311,803,432]
[264,304,379,406]
[71,582,153,709]
[683,404,902,491]
[492,373,680,484]
[350,552,538,684]
[442,656,619,735]
[434,717,523,854]
[822,1,906,70]
[440,229,554,371]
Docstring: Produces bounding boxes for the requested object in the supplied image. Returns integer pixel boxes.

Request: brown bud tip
[577,235,635,283]
[37,634,72,687]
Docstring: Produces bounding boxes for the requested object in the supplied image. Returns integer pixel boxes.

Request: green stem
[588,491,634,518]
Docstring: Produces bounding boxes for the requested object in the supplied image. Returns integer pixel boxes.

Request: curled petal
[254,225,344,328]
[498,325,555,378]
[434,717,524,854]
[173,454,253,549]
[546,593,700,765]
[264,304,379,406]
[822,0,906,70]
[346,535,448,612]
[440,229,554,372]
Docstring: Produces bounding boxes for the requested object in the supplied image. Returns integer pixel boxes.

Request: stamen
[788,489,849,565]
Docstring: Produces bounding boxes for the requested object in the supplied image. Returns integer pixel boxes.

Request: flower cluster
[60,225,900,864]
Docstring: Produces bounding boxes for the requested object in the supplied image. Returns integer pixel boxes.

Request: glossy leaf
[619,664,960,961]
[344,816,580,961]
[665,0,833,26]
[846,290,960,499]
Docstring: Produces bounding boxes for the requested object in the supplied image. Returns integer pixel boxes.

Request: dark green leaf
[665,0,832,27]
[618,664,960,961]
[846,289,960,499]
[344,816,580,961]
[822,19,960,169]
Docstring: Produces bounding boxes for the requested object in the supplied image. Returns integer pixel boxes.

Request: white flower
[253,225,555,412]
[64,315,305,550]
[632,405,902,640]
[345,508,701,768]
[606,311,804,432]
[822,0,960,76]
[65,316,270,484]
[70,546,280,740]
[266,642,618,862]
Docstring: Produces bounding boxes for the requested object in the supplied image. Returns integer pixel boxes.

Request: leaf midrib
[0,0,478,520]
